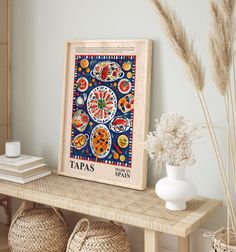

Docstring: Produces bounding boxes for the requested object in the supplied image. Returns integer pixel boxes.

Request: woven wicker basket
[8,202,69,252]
[66,218,131,252]
[206,228,236,252]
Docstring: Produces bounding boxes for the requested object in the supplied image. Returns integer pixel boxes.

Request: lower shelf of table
[0,222,10,252]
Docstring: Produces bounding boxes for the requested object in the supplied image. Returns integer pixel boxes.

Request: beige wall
[10,0,228,250]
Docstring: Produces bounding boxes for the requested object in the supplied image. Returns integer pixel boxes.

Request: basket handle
[203,227,225,238]
[51,207,67,227]
[66,218,90,252]
[9,201,34,231]
[203,232,214,238]
[110,220,124,230]
[10,202,66,229]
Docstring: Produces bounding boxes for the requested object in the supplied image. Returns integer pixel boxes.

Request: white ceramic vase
[155,164,196,211]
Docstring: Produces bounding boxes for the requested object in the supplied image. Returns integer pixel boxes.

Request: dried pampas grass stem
[209,0,236,234]
[210,1,234,95]
[151,0,205,91]
[151,0,236,232]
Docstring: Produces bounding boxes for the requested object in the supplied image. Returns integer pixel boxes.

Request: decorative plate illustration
[77,77,89,92]
[118,79,132,94]
[87,86,117,124]
[109,116,131,133]
[118,94,134,113]
[76,93,87,107]
[72,109,89,132]
[117,135,129,149]
[72,134,89,150]
[90,124,112,159]
[90,61,124,82]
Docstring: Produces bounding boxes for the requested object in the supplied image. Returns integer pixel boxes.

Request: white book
[0,155,44,170]
[0,170,52,184]
[0,164,49,178]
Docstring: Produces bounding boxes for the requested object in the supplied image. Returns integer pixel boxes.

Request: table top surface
[0,173,222,237]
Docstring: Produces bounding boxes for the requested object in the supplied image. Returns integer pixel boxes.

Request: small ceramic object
[155,164,196,211]
[5,141,21,158]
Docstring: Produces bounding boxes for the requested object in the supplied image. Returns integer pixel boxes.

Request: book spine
[0,159,44,171]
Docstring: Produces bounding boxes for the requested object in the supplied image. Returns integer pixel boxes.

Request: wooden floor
[0,222,9,252]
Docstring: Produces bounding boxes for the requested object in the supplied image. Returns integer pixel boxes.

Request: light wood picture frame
[58,40,152,190]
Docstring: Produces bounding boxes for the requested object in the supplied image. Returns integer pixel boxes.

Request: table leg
[144,229,159,252]
[178,236,190,252]
[24,201,35,209]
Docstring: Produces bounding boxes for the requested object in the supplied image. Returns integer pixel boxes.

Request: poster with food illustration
[59,40,152,190]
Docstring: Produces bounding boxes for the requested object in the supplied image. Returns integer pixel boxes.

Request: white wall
[11,0,228,250]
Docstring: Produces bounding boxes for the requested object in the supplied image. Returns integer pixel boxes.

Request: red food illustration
[77,77,88,92]
[87,86,117,124]
[113,118,128,126]
[72,109,89,132]
[109,116,131,133]
[114,144,122,154]
[91,61,124,82]
[118,79,132,94]
[74,121,83,128]
[81,114,89,123]
[101,66,109,80]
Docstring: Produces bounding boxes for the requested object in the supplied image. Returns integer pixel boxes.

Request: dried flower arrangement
[145,113,198,166]
[151,0,236,243]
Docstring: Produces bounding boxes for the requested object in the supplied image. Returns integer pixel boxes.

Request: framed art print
[58,40,152,190]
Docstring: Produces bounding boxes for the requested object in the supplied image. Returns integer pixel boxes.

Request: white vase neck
[166,164,186,180]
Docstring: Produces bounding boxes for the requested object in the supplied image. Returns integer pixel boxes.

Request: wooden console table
[0,174,222,252]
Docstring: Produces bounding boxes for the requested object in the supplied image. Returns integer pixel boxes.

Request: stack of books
[0,155,51,184]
